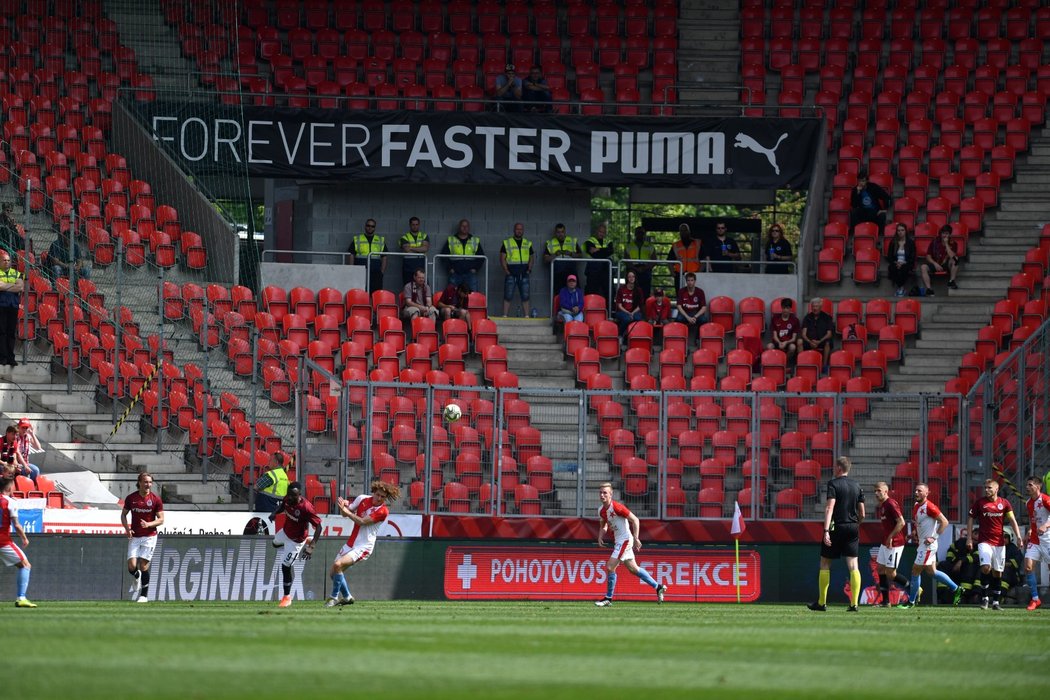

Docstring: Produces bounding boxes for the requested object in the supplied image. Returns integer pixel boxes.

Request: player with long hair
[327,480,401,607]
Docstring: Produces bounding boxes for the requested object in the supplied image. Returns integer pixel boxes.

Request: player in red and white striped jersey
[898,483,962,608]
[594,482,666,606]
[1023,477,1050,611]
[0,477,35,607]
[966,479,1023,610]
[326,480,401,607]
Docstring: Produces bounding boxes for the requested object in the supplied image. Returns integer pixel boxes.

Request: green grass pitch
[8,601,1048,699]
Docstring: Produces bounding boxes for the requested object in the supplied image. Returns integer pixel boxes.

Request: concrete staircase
[104,0,201,92]
[677,0,748,109]
[495,317,614,514]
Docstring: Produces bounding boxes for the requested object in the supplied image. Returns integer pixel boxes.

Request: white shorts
[0,542,27,567]
[876,545,904,569]
[977,542,1006,572]
[335,543,372,565]
[127,535,158,562]
[273,529,307,567]
[610,538,636,563]
[914,541,939,567]
[1024,542,1050,564]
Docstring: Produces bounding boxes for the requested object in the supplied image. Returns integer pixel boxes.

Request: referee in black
[808,456,866,612]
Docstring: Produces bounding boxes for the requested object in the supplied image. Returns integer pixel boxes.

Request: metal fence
[291,377,967,522]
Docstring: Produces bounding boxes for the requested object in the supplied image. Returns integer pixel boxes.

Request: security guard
[584,222,615,297]
[669,223,702,276]
[500,222,534,317]
[623,226,656,297]
[544,222,580,293]
[254,452,291,514]
[440,218,485,292]
[0,249,23,378]
[348,218,387,294]
[399,216,429,286]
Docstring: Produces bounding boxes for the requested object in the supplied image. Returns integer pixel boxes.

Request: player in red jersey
[326,479,400,607]
[594,482,666,606]
[966,479,1023,610]
[898,483,962,608]
[269,481,322,608]
[1023,477,1050,611]
[120,472,164,603]
[872,482,909,607]
[0,477,35,607]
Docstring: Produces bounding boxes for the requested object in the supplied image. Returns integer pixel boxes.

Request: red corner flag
[730,501,746,539]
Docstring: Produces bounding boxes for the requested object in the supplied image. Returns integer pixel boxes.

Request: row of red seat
[742,2,1048,44]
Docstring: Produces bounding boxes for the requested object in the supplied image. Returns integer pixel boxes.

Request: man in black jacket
[850,172,892,234]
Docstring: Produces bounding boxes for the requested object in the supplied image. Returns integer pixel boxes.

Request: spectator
[543,222,581,292]
[348,218,387,295]
[584,222,615,297]
[941,526,980,603]
[0,203,24,254]
[764,223,793,274]
[644,288,671,334]
[885,223,917,297]
[672,272,708,348]
[801,298,834,369]
[623,226,656,297]
[500,222,535,317]
[557,274,583,324]
[0,425,17,477]
[521,66,552,113]
[13,418,40,487]
[398,216,429,287]
[918,225,960,297]
[850,172,891,234]
[613,269,644,339]
[0,250,23,378]
[767,298,801,363]
[437,282,472,327]
[704,221,742,273]
[253,452,291,514]
[48,234,91,281]
[668,223,702,280]
[440,219,484,292]
[401,268,438,323]
[493,63,522,112]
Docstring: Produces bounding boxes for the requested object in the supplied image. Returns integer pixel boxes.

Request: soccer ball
[443,403,463,423]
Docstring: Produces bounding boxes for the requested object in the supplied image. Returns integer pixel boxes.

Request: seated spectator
[0,425,17,478]
[850,171,891,233]
[493,63,522,112]
[521,66,552,113]
[941,526,980,603]
[48,235,90,281]
[764,223,793,274]
[437,282,471,327]
[918,225,960,297]
[800,298,834,368]
[613,269,644,338]
[767,298,801,362]
[13,417,40,486]
[0,203,25,254]
[644,288,671,332]
[557,274,584,324]
[672,272,708,348]
[401,268,438,323]
[885,223,917,297]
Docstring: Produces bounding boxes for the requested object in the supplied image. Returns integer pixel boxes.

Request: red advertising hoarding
[444,546,761,602]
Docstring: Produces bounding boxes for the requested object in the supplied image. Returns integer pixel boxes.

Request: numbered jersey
[343,495,389,550]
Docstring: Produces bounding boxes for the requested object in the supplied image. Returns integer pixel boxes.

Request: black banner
[137,102,820,189]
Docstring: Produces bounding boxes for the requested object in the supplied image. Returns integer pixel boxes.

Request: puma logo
[734,133,789,175]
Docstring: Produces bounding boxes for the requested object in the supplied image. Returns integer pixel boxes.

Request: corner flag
[730,501,746,539]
